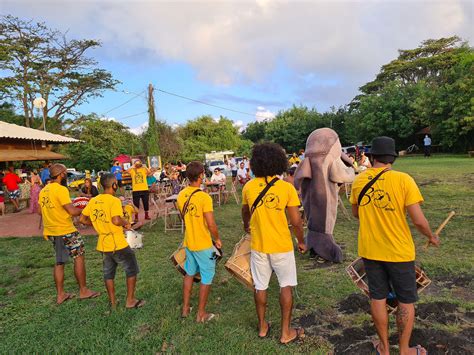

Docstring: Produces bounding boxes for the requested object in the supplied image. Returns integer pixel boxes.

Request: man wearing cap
[39,163,100,304]
[350,137,439,355]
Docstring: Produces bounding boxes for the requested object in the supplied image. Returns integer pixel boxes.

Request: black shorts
[232,170,237,177]
[102,246,139,280]
[363,258,418,304]
[117,180,123,187]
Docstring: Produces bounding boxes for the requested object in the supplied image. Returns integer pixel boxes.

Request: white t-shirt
[243,159,249,170]
[237,168,248,180]
[424,137,432,146]
[230,158,237,171]
[210,173,226,185]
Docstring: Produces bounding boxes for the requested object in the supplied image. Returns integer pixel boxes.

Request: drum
[72,196,89,209]
[170,244,201,283]
[225,234,253,290]
[126,230,143,249]
[346,257,431,313]
[170,243,223,283]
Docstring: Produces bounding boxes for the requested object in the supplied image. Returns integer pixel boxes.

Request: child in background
[120,196,138,225]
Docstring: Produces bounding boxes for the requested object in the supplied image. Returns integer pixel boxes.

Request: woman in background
[28,170,42,214]
[80,178,99,198]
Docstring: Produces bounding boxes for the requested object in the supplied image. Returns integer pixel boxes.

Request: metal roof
[0,121,80,143]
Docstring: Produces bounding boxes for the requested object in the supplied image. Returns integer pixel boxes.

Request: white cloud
[233,120,244,128]
[255,106,275,122]
[3,1,472,107]
[100,116,116,121]
[129,122,148,135]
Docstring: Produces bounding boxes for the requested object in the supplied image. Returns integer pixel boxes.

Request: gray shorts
[102,246,139,280]
[49,231,85,264]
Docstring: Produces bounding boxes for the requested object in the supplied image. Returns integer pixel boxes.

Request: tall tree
[144,84,160,156]
[0,15,119,128]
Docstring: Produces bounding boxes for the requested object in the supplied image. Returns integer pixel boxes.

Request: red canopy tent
[113,154,131,164]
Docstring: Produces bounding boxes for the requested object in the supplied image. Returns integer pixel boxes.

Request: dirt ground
[297,273,474,354]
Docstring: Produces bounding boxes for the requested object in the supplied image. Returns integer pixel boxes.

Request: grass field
[0,155,473,353]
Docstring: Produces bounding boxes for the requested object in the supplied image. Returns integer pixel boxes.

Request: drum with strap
[346,257,431,313]
[224,234,253,290]
[170,243,222,283]
[126,230,144,249]
[72,196,90,209]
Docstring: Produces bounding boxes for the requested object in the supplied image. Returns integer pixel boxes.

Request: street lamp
[33,97,47,131]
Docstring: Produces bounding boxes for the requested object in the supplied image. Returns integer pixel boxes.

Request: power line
[118,111,149,120]
[156,88,271,119]
[101,90,146,116]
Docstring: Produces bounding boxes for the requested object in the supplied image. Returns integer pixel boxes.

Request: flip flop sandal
[413,345,427,355]
[197,313,217,323]
[280,327,305,345]
[57,293,75,305]
[258,322,271,339]
[126,299,146,309]
[79,291,101,300]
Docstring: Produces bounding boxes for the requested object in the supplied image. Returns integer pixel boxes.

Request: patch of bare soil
[337,293,370,314]
[418,178,441,186]
[390,328,474,354]
[296,297,474,354]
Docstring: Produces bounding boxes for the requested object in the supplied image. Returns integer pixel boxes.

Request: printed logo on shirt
[91,208,108,223]
[40,196,54,208]
[187,203,199,217]
[360,187,395,212]
[134,172,144,184]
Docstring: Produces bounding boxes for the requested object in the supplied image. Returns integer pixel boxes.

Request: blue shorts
[184,247,216,285]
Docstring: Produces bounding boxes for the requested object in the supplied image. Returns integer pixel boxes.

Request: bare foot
[57,292,75,305]
[280,327,305,344]
[79,289,101,300]
[258,321,270,338]
[181,305,192,318]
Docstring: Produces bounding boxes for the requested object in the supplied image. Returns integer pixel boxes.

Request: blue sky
[1,1,473,132]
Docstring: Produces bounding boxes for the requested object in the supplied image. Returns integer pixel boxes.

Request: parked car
[67,171,85,190]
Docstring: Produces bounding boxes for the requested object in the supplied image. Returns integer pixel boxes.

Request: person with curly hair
[241,142,306,344]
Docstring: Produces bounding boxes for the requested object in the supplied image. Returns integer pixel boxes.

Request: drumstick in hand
[425,211,455,248]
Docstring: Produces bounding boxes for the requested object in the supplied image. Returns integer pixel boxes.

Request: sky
[1,0,473,133]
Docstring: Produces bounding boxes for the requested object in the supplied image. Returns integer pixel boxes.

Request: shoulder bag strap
[179,189,202,220]
[357,168,389,206]
[250,177,279,215]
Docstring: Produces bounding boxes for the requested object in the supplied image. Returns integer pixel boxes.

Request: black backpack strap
[357,168,389,206]
[179,189,202,220]
[251,177,279,215]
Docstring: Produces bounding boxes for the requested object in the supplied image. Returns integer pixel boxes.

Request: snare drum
[72,196,89,209]
[126,230,143,249]
[346,257,431,312]
[224,234,253,290]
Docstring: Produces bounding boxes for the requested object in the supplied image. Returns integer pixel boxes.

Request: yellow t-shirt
[177,187,213,251]
[123,204,136,224]
[82,194,129,252]
[242,177,300,254]
[129,168,148,192]
[350,167,424,262]
[39,182,77,238]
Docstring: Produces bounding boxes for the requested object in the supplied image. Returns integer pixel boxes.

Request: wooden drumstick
[425,211,455,248]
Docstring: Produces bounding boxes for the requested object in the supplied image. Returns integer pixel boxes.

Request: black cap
[369,136,398,156]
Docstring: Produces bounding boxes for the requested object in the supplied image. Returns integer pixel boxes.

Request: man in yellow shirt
[350,137,440,355]
[80,173,144,309]
[126,160,152,222]
[177,161,222,323]
[39,164,100,304]
[241,143,306,344]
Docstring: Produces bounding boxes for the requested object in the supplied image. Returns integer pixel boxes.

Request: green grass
[0,155,473,353]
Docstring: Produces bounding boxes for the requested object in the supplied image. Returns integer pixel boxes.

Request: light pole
[33,97,47,131]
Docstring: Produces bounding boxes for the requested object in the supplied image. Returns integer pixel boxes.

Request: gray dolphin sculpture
[294,128,355,263]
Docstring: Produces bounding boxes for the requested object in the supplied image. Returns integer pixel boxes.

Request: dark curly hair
[250,142,288,178]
